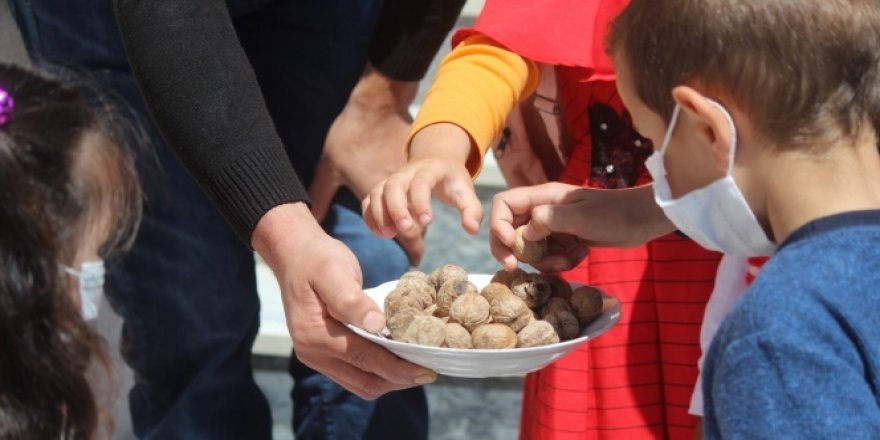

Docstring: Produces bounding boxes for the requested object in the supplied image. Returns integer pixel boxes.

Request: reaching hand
[252,203,437,399]
[308,63,425,265]
[362,122,484,240]
[490,182,675,271]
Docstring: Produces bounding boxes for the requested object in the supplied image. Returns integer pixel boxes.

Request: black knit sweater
[115,0,464,244]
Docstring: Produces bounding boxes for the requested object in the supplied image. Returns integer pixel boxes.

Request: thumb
[308,158,341,223]
[313,250,386,333]
[525,203,580,241]
[443,178,483,235]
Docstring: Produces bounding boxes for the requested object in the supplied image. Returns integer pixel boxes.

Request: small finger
[408,173,436,227]
[383,175,417,232]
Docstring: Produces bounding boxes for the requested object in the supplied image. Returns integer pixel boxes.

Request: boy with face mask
[494,0,880,437]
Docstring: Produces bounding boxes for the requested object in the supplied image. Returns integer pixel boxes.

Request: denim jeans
[10,0,426,439]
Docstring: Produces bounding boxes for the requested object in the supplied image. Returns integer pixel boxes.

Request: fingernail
[363,311,385,333]
[380,226,396,236]
[397,218,413,231]
[414,374,436,385]
[419,214,431,225]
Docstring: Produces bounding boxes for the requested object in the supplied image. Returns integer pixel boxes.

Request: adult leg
[11,2,271,438]
[234,1,428,438]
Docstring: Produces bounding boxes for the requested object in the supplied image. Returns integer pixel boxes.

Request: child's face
[614,59,728,199]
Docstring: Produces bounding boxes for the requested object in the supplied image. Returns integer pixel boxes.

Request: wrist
[251,202,322,270]
[409,122,474,164]
[349,63,418,115]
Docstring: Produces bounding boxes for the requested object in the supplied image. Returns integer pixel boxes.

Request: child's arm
[489,182,676,271]
[362,34,540,237]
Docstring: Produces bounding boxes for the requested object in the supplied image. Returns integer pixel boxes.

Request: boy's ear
[671,86,734,172]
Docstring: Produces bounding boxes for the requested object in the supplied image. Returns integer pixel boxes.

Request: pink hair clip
[0,88,14,126]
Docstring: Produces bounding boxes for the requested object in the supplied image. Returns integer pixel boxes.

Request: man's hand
[490,182,676,272]
[252,203,437,399]
[309,63,425,265]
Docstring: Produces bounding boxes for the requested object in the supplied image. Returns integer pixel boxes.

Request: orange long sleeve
[408,34,541,177]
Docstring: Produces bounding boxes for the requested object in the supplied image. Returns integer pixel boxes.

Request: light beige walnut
[542,274,573,301]
[480,282,514,305]
[510,273,552,310]
[570,286,604,325]
[386,306,422,340]
[436,279,479,318]
[490,268,526,287]
[543,309,580,341]
[513,225,546,264]
[430,264,469,290]
[517,320,560,348]
[396,276,437,304]
[449,293,491,332]
[402,315,447,347]
[471,324,518,349]
[383,286,430,318]
[400,270,432,284]
[442,323,473,349]
[489,293,533,332]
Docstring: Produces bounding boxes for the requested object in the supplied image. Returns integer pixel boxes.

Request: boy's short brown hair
[608,0,880,148]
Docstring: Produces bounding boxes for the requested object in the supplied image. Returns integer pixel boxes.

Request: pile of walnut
[383,264,605,349]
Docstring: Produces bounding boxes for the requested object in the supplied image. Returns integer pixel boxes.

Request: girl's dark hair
[0,63,141,439]
[608,0,880,149]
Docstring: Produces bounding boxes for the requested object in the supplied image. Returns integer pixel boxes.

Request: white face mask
[644,101,776,256]
[64,260,105,321]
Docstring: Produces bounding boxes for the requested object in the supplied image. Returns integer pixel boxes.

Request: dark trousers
[10,0,427,438]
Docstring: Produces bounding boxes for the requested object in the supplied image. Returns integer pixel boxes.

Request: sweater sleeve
[407,34,541,177]
[114,0,309,245]
[704,331,880,439]
[368,0,467,82]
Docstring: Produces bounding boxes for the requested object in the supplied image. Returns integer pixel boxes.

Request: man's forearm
[368,0,467,82]
[115,0,309,243]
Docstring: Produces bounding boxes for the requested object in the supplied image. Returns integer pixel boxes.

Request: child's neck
[762,134,880,245]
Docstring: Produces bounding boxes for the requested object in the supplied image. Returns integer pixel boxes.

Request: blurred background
[1,1,529,439]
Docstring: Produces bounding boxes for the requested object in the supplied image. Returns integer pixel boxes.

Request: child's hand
[490,182,676,271]
[362,123,484,238]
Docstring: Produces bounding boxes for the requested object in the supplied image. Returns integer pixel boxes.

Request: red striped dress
[518,73,723,440]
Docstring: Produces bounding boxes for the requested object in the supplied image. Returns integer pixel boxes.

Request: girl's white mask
[65,259,105,321]
[644,101,776,256]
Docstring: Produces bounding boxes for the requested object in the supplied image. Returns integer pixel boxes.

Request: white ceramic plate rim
[346,274,621,355]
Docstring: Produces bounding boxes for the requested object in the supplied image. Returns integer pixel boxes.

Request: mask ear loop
[659,104,682,155]
[706,99,738,175]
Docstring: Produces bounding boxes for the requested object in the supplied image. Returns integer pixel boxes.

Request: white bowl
[346,274,621,378]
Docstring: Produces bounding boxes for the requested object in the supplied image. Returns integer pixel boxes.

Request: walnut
[489,293,533,332]
[510,273,552,310]
[396,276,437,304]
[480,282,514,305]
[490,268,526,287]
[436,279,479,318]
[400,270,432,284]
[442,323,473,349]
[603,296,621,312]
[513,225,546,264]
[383,286,431,318]
[570,286,604,326]
[402,315,447,347]
[540,297,572,317]
[386,306,422,340]
[471,324,518,349]
[449,293,491,332]
[430,264,469,290]
[542,274,573,301]
[543,309,580,341]
[517,320,560,348]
